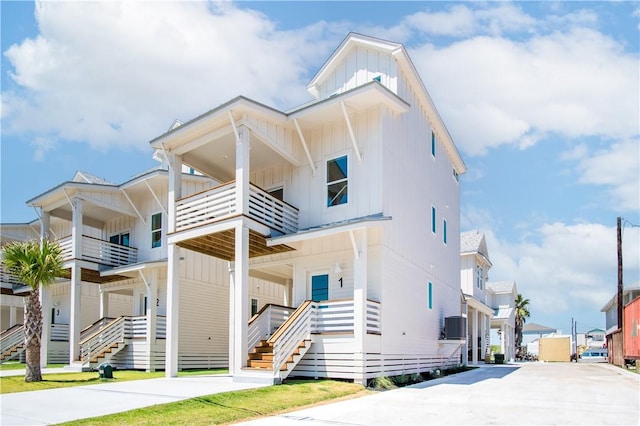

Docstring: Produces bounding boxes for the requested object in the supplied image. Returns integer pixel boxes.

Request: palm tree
[2,240,63,382]
[514,293,531,359]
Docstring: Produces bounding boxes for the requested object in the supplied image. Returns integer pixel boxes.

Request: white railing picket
[57,235,137,267]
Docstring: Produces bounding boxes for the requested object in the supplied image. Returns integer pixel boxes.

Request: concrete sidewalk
[0,374,269,425]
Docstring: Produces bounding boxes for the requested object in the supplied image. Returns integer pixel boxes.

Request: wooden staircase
[0,325,25,362]
[87,341,127,368]
[247,339,311,372]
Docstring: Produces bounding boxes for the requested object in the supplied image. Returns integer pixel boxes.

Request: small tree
[2,240,63,382]
[514,293,531,359]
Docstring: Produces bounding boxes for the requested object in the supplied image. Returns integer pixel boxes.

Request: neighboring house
[3,167,286,371]
[486,280,517,361]
[459,230,494,365]
[582,328,606,349]
[601,283,640,335]
[522,322,557,356]
[150,33,467,384]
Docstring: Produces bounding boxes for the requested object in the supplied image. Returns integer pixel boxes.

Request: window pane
[152,231,161,248]
[151,213,162,231]
[327,156,347,183]
[110,235,119,244]
[121,233,130,247]
[327,182,348,206]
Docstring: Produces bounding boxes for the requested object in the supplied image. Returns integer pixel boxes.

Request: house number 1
[339,277,343,287]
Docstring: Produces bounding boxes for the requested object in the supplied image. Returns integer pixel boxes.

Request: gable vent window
[372,75,382,83]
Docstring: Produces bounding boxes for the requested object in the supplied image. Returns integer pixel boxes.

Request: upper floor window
[327,156,348,207]
[431,206,437,234]
[251,298,258,317]
[109,232,130,247]
[428,282,433,310]
[443,219,447,244]
[431,131,436,158]
[476,265,483,290]
[151,213,162,248]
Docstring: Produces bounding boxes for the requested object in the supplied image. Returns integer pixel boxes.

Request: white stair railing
[268,301,313,374]
[79,316,126,363]
[0,325,24,359]
[247,304,294,352]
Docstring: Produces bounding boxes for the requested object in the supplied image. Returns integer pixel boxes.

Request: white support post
[284,278,292,307]
[501,323,507,358]
[232,223,250,376]
[40,210,50,242]
[39,285,51,368]
[352,229,368,385]
[471,309,478,365]
[145,269,158,372]
[69,263,82,363]
[165,152,182,378]
[481,313,487,362]
[9,306,17,327]
[69,198,83,363]
[236,126,250,216]
[99,288,109,319]
[462,303,469,366]
[228,262,236,375]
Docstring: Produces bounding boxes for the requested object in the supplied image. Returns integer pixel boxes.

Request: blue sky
[1,1,639,333]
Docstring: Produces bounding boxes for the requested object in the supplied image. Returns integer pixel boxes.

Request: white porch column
[69,198,83,363]
[501,323,507,356]
[352,230,368,385]
[99,288,109,319]
[284,279,292,307]
[471,309,478,364]
[232,223,249,376]
[481,313,487,362]
[9,306,17,327]
[228,262,236,375]
[165,153,182,378]
[236,126,250,216]
[39,285,51,367]
[41,210,51,242]
[146,269,158,372]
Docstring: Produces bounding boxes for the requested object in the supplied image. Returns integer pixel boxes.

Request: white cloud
[2,1,341,152]
[569,139,640,212]
[412,27,639,156]
[486,222,640,327]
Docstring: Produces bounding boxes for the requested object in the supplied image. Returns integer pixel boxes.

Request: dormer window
[476,265,484,290]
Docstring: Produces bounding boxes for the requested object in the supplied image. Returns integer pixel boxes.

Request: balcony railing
[58,235,138,267]
[176,181,299,235]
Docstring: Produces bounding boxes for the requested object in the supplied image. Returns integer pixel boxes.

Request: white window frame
[151,212,163,249]
[326,155,349,208]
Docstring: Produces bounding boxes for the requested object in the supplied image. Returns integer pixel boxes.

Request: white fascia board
[100,260,167,278]
[267,216,390,247]
[465,296,495,316]
[27,182,118,208]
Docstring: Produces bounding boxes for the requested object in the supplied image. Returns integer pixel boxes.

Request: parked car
[579,349,608,363]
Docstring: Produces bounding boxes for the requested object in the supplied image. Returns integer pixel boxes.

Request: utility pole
[617,217,623,331]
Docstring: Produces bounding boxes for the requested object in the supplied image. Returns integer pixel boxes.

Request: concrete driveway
[239,362,639,426]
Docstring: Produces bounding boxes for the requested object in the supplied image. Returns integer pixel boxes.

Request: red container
[623,297,640,360]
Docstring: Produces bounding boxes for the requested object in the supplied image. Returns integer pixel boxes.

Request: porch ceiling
[176,228,294,261]
[59,267,130,284]
[182,130,292,183]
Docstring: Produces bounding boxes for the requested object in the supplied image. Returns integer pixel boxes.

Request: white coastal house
[151,33,467,384]
[2,168,286,371]
[486,280,517,361]
[459,230,493,364]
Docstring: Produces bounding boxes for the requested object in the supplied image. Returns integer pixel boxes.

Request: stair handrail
[1,323,23,339]
[80,317,116,340]
[247,303,295,351]
[268,300,313,374]
[0,324,24,353]
[79,316,126,363]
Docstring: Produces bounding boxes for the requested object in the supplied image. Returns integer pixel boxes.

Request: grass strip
[0,369,227,394]
[62,380,368,426]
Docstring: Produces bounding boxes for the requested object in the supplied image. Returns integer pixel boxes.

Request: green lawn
[0,362,65,370]
[0,368,228,394]
[62,379,368,426]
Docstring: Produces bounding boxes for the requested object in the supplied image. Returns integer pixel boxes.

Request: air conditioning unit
[444,316,467,340]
